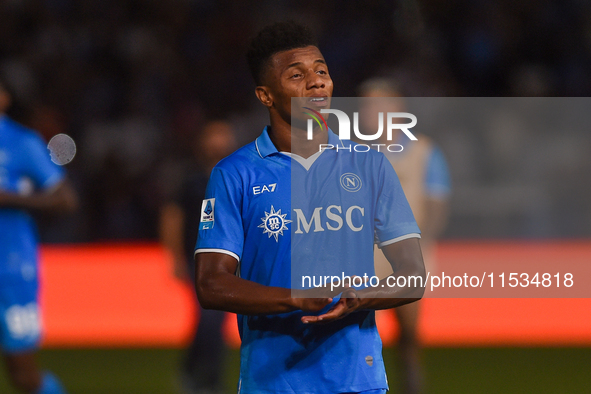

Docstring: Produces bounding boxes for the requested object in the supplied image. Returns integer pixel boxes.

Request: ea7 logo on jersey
[253,183,277,195]
[199,198,215,230]
[258,206,292,242]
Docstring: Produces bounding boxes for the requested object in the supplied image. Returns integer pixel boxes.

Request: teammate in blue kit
[194,21,425,393]
[0,79,76,393]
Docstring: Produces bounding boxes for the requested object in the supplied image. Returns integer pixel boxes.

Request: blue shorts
[0,250,41,353]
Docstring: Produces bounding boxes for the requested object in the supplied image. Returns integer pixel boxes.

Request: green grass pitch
[0,347,589,393]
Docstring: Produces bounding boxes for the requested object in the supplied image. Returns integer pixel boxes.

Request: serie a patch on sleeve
[199,198,215,230]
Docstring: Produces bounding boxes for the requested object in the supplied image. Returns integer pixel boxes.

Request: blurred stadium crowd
[1,0,590,242]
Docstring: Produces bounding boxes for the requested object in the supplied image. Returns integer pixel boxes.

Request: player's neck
[269,118,327,159]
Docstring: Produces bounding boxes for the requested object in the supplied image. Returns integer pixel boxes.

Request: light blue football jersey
[0,115,64,352]
[195,127,420,393]
[0,115,64,272]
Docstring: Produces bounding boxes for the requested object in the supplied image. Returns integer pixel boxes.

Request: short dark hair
[247,21,317,86]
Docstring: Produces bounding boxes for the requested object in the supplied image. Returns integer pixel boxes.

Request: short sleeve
[22,133,64,190]
[374,155,421,247]
[194,166,244,261]
[424,146,451,199]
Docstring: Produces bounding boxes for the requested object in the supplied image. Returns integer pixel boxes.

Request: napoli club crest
[258,206,292,242]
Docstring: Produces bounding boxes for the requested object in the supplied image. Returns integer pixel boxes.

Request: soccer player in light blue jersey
[195,22,425,393]
[0,80,76,393]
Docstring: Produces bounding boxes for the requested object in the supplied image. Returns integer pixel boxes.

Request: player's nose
[306,71,326,90]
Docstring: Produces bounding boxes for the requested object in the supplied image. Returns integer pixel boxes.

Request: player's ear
[255,86,274,108]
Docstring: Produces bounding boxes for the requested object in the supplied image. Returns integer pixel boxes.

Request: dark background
[1,0,590,241]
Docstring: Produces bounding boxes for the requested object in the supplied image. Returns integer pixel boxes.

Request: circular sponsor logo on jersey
[258,206,292,242]
[340,173,362,192]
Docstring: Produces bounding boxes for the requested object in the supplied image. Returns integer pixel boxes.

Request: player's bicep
[381,237,424,275]
[195,252,238,277]
[195,252,239,309]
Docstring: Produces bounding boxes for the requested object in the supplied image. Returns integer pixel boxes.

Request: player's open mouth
[308,97,329,107]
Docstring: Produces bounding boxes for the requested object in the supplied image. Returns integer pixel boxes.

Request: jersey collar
[255,126,345,159]
[255,126,277,158]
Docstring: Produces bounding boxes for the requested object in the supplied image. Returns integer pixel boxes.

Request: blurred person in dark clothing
[0,80,77,393]
[160,120,237,394]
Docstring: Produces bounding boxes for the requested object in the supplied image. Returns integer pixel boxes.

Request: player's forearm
[355,271,425,310]
[0,181,77,214]
[196,270,297,315]
[195,252,302,315]
[300,261,425,325]
[357,237,426,309]
[0,192,57,211]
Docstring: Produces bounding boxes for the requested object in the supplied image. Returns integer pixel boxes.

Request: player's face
[257,46,333,124]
